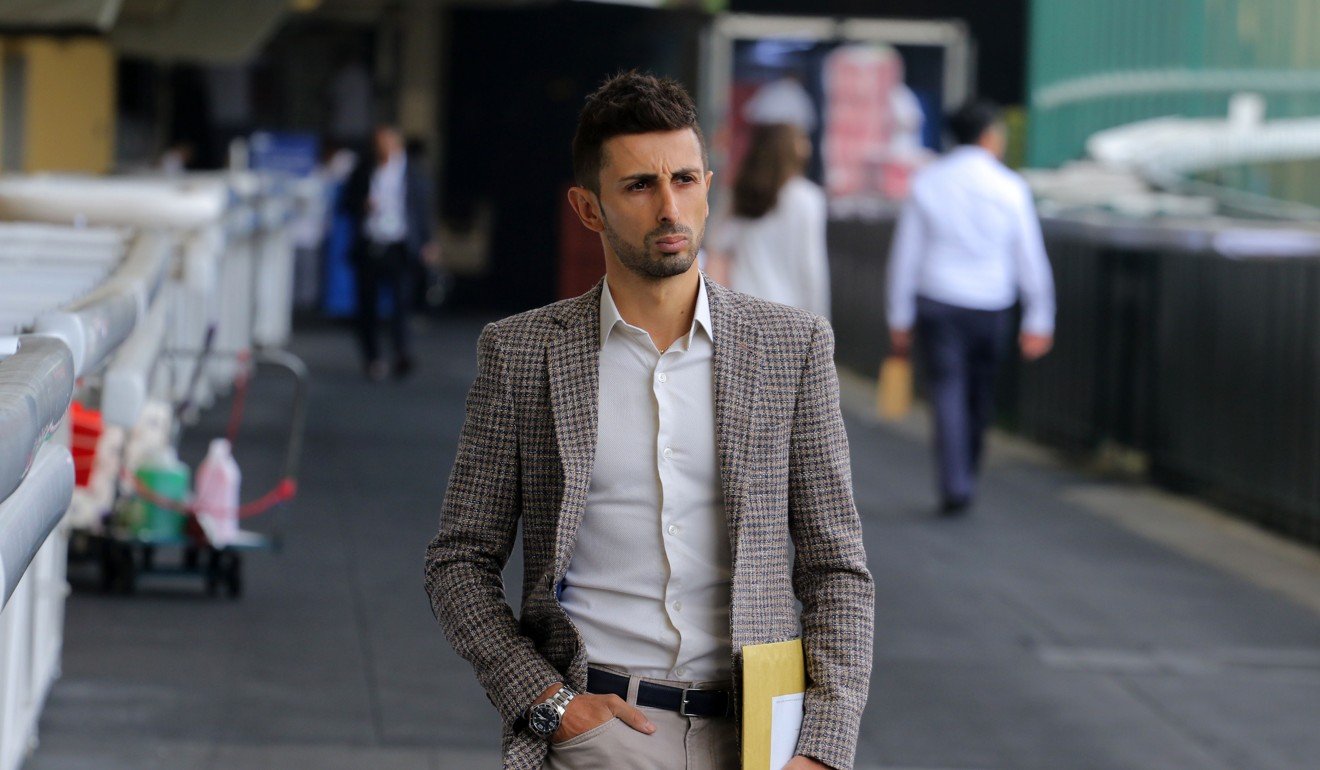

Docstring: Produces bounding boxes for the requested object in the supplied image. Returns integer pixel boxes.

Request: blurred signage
[249,132,319,177]
[822,45,929,202]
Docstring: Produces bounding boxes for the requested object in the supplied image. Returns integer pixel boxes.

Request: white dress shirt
[559,276,732,681]
[366,152,408,244]
[887,145,1056,334]
[712,176,831,320]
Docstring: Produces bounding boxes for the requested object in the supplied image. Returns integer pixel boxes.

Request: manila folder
[741,638,806,770]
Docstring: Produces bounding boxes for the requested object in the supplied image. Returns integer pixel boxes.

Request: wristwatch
[527,685,577,739]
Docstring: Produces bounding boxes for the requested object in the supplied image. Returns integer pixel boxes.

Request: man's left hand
[1019,332,1053,361]
[784,757,829,770]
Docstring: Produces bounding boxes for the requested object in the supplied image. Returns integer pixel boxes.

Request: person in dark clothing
[342,125,435,380]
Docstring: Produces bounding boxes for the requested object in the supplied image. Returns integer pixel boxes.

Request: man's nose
[656,182,680,223]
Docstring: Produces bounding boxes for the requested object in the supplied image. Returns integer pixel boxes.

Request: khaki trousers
[542,671,738,770]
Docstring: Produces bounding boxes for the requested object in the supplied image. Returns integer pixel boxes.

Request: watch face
[529,703,559,736]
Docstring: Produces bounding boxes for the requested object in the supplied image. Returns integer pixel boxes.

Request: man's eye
[677,175,696,184]
[628,181,649,191]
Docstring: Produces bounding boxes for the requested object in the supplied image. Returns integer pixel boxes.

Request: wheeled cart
[95,349,308,598]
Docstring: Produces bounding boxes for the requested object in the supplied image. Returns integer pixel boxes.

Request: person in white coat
[708,122,830,319]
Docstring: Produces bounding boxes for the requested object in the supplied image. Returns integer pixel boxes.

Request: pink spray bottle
[194,438,241,546]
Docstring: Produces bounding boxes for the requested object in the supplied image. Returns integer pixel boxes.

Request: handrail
[0,336,74,502]
[32,290,137,377]
[102,290,170,428]
[72,230,172,321]
[0,443,74,609]
[28,231,169,377]
[0,175,229,229]
[1039,212,1320,258]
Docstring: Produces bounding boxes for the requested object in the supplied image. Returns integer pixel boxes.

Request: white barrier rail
[0,338,75,504]
[0,223,146,770]
[0,445,74,770]
[0,445,75,608]
[0,172,299,770]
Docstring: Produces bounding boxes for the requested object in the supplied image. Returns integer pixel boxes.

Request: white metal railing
[0,336,75,504]
[0,443,74,770]
[0,171,300,770]
[0,443,75,608]
[0,172,299,407]
[0,222,153,770]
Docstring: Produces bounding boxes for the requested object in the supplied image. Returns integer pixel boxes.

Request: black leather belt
[587,667,732,718]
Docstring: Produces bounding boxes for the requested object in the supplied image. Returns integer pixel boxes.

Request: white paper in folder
[768,692,804,769]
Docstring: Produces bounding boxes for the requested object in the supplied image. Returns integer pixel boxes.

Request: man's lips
[654,235,689,253]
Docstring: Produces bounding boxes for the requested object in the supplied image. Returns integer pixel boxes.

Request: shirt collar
[952,144,996,163]
[599,275,713,348]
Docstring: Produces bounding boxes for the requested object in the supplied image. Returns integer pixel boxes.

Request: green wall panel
[1028,0,1320,170]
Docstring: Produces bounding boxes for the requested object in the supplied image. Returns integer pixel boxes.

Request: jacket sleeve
[424,322,562,727]
[340,164,369,222]
[409,166,436,252]
[788,316,876,770]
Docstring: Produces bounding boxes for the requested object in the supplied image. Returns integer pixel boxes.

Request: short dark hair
[572,70,707,194]
[947,99,1002,146]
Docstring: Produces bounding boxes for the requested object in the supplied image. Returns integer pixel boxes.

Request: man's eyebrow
[617,172,659,185]
[616,168,704,184]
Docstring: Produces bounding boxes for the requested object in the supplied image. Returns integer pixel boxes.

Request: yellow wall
[0,36,115,174]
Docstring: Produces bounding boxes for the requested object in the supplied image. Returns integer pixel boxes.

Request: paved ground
[28,315,1320,770]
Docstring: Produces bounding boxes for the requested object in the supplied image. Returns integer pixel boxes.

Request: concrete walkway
[28,316,1320,770]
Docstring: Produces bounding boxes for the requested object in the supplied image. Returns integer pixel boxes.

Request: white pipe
[0,444,74,609]
[33,291,137,378]
[0,175,228,229]
[102,290,170,428]
[0,336,74,502]
[28,231,167,378]
[72,230,172,322]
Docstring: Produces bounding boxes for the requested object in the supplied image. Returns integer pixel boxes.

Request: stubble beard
[603,215,703,280]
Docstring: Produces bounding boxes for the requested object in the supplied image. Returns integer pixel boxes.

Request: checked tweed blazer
[425,277,874,770]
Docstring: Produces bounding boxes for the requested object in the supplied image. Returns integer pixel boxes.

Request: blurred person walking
[886,100,1055,515]
[708,81,830,319]
[425,71,872,770]
[342,125,434,380]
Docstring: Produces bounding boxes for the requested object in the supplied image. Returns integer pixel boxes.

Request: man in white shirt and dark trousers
[343,125,434,381]
[886,100,1056,515]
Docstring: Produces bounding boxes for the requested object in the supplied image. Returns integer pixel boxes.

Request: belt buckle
[678,688,694,717]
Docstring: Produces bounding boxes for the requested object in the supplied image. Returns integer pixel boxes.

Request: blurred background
[0,1,1318,769]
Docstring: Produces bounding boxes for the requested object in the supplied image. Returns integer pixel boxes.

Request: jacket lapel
[707,278,763,555]
[547,282,603,570]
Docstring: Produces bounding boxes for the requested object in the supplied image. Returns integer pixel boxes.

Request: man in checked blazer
[425,71,874,770]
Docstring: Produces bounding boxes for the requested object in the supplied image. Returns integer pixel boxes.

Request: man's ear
[567,186,606,234]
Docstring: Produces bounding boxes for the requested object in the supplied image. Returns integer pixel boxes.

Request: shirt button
[657,373,668,383]
[675,666,687,677]
[662,447,673,460]
[673,601,683,612]
[667,524,679,536]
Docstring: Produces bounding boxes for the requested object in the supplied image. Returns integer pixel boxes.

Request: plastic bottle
[194,438,241,546]
[133,446,190,540]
